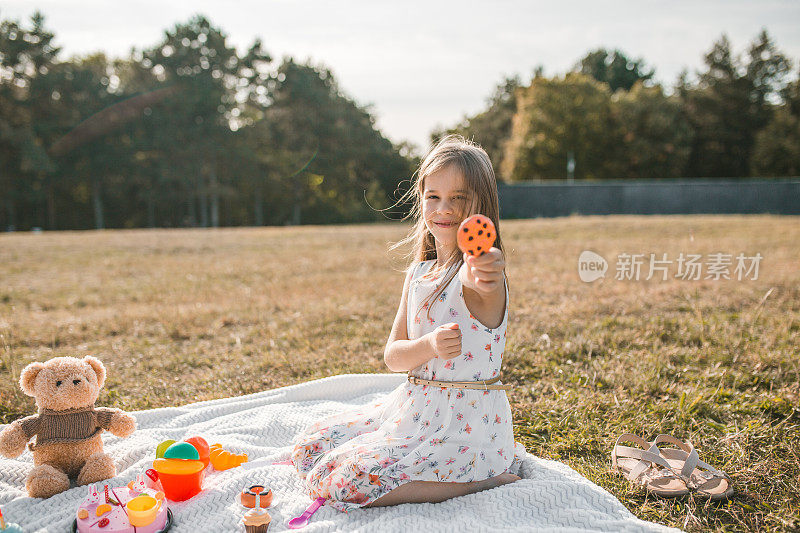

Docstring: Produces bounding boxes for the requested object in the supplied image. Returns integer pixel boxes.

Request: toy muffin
[243,507,270,533]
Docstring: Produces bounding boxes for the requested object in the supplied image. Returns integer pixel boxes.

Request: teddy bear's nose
[73,379,81,385]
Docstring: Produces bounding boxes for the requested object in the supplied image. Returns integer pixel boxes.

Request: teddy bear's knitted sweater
[15,405,115,451]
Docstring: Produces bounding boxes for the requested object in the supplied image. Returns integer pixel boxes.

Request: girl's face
[422,164,470,249]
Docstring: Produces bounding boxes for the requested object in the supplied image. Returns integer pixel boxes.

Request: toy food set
[1,383,276,533]
[72,482,172,533]
[457,214,496,257]
[0,356,136,498]
[147,437,249,501]
[149,438,208,502]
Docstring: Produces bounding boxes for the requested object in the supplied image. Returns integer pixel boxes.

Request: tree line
[1,13,798,231]
[1,13,414,231]
[439,31,799,181]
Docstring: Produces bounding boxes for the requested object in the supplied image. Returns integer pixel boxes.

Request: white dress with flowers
[290,259,525,512]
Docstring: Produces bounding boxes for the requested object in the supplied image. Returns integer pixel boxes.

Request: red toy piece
[184,436,210,468]
[457,214,496,257]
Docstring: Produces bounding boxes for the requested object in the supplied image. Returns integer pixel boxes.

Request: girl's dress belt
[407,373,513,391]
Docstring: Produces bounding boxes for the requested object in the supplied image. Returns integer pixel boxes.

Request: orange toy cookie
[457,214,496,256]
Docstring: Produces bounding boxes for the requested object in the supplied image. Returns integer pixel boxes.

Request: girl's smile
[433,221,456,228]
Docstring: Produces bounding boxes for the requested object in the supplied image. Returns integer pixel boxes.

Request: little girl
[291,135,525,511]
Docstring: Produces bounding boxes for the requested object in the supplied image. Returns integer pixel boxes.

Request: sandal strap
[628,448,664,482]
[651,434,728,488]
[612,434,677,483]
[612,433,651,471]
[652,433,694,458]
[680,445,701,487]
[612,433,649,469]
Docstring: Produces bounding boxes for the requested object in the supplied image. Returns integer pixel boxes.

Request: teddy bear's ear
[83,356,106,388]
[20,362,45,397]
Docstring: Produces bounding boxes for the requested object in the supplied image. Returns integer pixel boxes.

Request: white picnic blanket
[0,373,680,532]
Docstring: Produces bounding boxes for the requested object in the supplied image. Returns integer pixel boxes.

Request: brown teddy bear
[0,356,136,498]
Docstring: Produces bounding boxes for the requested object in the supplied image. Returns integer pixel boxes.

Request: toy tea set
[64,435,268,532]
[0,356,327,532]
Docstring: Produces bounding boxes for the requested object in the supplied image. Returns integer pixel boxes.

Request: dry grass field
[1,215,798,531]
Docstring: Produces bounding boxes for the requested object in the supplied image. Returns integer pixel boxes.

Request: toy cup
[151,458,205,501]
[126,494,162,527]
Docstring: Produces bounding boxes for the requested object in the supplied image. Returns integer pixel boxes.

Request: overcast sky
[4,1,800,151]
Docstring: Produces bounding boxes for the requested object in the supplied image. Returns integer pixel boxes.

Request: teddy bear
[0,356,136,498]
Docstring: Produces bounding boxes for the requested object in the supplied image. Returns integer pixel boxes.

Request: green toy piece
[164,441,200,460]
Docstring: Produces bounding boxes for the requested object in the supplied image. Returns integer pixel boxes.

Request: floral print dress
[291,259,525,512]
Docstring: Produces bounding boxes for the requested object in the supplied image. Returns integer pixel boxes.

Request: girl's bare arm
[459,248,507,329]
[383,267,437,372]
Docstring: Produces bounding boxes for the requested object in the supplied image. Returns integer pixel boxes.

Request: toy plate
[71,508,173,533]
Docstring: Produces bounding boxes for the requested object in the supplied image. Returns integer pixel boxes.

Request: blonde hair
[389,134,505,321]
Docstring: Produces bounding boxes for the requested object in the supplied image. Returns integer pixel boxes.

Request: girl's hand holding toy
[462,248,505,295]
[458,214,504,296]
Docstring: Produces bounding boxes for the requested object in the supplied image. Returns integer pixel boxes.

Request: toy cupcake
[243,507,270,533]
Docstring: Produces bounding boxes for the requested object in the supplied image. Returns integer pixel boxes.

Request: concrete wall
[498,178,800,218]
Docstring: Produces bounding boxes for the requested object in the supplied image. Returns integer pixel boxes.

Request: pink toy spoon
[287,497,325,529]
